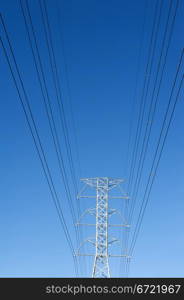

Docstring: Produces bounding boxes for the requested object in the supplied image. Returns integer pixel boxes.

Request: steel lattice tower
[92,177,110,277]
[76,177,130,278]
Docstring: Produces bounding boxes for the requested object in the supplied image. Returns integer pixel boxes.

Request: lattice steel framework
[76,177,130,278]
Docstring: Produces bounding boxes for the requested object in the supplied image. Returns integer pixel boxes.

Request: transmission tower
[76,177,130,278]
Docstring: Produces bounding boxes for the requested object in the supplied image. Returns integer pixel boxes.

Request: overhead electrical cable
[126,0,162,197]
[0,14,78,276]
[20,0,82,274]
[20,0,79,248]
[55,0,86,276]
[119,0,148,277]
[127,48,184,276]
[125,0,179,275]
[123,0,162,277]
[39,0,79,197]
[37,0,84,275]
[56,0,82,180]
[128,0,179,225]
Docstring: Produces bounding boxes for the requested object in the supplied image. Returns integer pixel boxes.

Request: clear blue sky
[0,0,184,277]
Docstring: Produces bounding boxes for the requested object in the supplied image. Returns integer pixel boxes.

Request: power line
[125,0,180,276]
[119,0,148,277]
[19,0,78,239]
[123,0,162,277]
[56,0,82,180]
[39,0,79,196]
[19,1,81,275]
[0,14,78,276]
[37,0,84,275]
[126,0,162,196]
[128,0,164,216]
[127,49,184,276]
[55,0,87,275]
[129,0,179,224]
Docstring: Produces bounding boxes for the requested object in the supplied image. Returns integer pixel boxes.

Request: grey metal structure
[76,177,130,278]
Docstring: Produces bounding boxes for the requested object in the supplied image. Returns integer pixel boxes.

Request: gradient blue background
[0,0,184,277]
